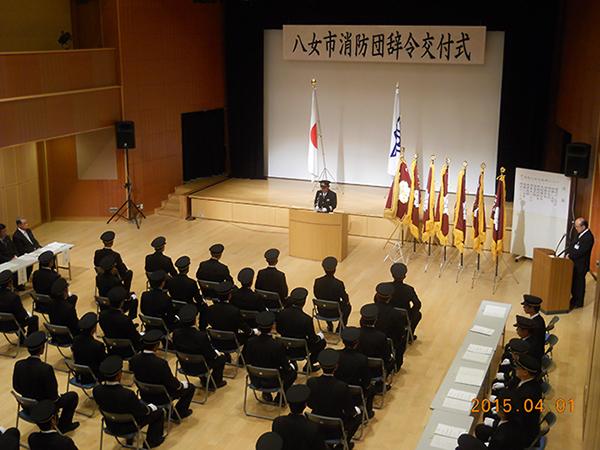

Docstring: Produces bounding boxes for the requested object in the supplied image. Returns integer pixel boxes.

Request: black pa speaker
[564,142,591,178]
[115,121,136,149]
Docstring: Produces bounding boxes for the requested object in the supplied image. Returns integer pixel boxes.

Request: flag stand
[492,253,520,294]
[438,244,449,278]
[310,79,336,189]
[455,252,465,283]
[383,223,406,264]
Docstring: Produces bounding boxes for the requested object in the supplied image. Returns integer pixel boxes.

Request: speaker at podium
[530,248,573,314]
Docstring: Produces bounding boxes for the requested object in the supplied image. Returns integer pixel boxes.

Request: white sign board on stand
[510,168,571,258]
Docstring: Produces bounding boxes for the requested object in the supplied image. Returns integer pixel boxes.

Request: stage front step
[154,175,228,219]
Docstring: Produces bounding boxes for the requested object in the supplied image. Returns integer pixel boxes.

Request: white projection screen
[264,30,504,195]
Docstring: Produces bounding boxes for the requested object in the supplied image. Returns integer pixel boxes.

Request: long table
[0,242,74,284]
[416,300,511,449]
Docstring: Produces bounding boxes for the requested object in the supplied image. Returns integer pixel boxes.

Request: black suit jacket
[12,229,40,255]
[511,378,542,447]
[0,287,31,326]
[94,247,129,279]
[166,274,203,303]
[231,287,266,312]
[99,307,142,351]
[173,326,218,374]
[141,289,177,328]
[314,190,337,212]
[207,302,251,335]
[145,251,177,277]
[358,326,392,363]
[313,275,349,306]
[568,229,595,273]
[195,258,233,283]
[0,236,17,263]
[13,356,59,401]
[256,266,288,302]
[307,375,354,420]
[96,272,123,297]
[242,334,291,372]
[390,280,421,311]
[49,298,79,339]
[0,428,20,450]
[93,383,153,434]
[488,420,526,450]
[335,348,371,390]
[72,334,106,380]
[29,431,78,450]
[276,306,320,344]
[130,351,183,404]
[32,268,60,296]
[373,301,407,350]
[272,413,326,450]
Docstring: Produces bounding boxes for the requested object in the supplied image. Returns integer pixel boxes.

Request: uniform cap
[508,338,530,354]
[390,262,407,279]
[514,315,536,329]
[256,311,275,328]
[286,384,310,404]
[522,294,542,306]
[142,329,164,346]
[256,432,283,450]
[78,312,98,331]
[50,277,68,297]
[319,180,331,187]
[0,270,12,285]
[107,286,128,306]
[209,243,224,255]
[99,355,123,378]
[151,236,166,249]
[264,248,280,262]
[178,304,198,325]
[215,280,234,296]
[322,256,337,272]
[375,282,394,297]
[360,304,378,320]
[38,250,54,265]
[237,267,255,285]
[99,254,116,271]
[289,287,308,305]
[30,399,56,424]
[100,231,115,242]
[456,434,487,450]
[514,354,541,373]
[148,270,167,282]
[341,326,361,344]
[24,331,47,352]
[175,256,191,269]
[318,348,339,368]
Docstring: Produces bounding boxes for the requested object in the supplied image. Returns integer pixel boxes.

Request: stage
[189,177,514,248]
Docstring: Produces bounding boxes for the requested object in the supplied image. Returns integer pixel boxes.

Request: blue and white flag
[387,84,402,176]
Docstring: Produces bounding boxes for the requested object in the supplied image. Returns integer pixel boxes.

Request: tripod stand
[107,144,145,229]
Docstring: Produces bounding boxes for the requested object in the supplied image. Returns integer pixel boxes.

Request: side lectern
[530,248,573,314]
[289,209,348,261]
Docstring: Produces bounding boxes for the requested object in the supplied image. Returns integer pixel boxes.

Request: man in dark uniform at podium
[314,180,337,213]
[566,217,595,309]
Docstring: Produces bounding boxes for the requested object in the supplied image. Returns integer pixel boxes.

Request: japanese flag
[308,88,319,177]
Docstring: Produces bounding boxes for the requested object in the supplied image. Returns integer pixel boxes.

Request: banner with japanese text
[283,25,486,64]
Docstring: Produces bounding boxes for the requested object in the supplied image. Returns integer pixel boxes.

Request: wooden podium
[530,248,573,314]
[289,209,348,261]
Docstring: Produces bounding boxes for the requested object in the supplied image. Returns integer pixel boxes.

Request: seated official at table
[314,180,337,213]
[12,217,41,256]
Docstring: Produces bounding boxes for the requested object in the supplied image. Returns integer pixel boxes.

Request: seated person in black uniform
[335,327,375,418]
[276,287,326,372]
[456,434,487,450]
[28,400,78,450]
[307,349,361,446]
[389,262,422,337]
[31,250,61,299]
[0,269,39,338]
[357,304,395,382]
[144,236,177,278]
[256,248,289,305]
[13,332,79,433]
[0,223,18,287]
[71,312,106,383]
[195,243,233,299]
[130,330,195,419]
[372,282,407,370]
[0,426,20,450]
[49,278,79,342]
[99,286,142,355]
[521,295,546,345]
[96,254,138,319]
[167,255,208,328]
[13,217,41,255]
[475,390,526,450]
[510,355,543,448]
[256,432,284,450]
[94,231,133,292]
[494,339,531,390]
[313,180,337,213]
[242,311,297,403]
[272,384,326,450]
[231,268,266,317]
[172,304,227,389]
[513,315,543,362]
[141,270,178,331]
[207,280,253,348]
[93,355,165,448]
[313,256,351,330]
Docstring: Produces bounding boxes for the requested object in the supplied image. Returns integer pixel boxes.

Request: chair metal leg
[99,419,104,450]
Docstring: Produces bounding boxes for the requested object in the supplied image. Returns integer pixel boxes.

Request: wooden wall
[0,143,42,228]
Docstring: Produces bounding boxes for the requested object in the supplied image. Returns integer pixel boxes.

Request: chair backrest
[347,384,365,398]
[44,322,74,341]
[197,279,220,291]
[134,378,171,402]
[393,307,411,326]
[100,409,139,428]
[542,411,557,427]
[65,360,98,384]
[240,309,259,322]
[207,328,236,342]
[255,289,283,310]
[540,380,552,396]
[546,334,559,347]
[176,351,209,370]
[276,336,309,354]
[0,312,21,333]
[312,299,342,317]
[103,336,136,355]
[305,412,347,443]
[172,299,188,309]
[11,390,38,410]
[246,365,281,382]
[367,357,385,378]
[541,354,552,372]
[139,314,168,331]
[31,293,52,309]
[546,316,559,331]
[95,295,110,308]
[94,266,104,275]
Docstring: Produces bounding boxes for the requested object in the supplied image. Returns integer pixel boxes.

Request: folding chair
[312,299,344,344]
[138,314,171,354]
[545,334,558,359]
[368,357,389,409]
[11,390,38,430]
[240,309,259,327]
[99,410,151,450]
[255,289,284,312]
[43,322,73,372]
[197,280,221,302]
[0,313,26,358]
[65,360,99,418]
[540,380,552,399]
[386,337,399,379]
[175,351,215,404]
[306,413,350,450]
[102,337,137,385]
[348,384,369,440]
[243,365,287,420]
[393,307,415,344]
[276,336,312,378]
[207,329,245,378]
[95,295,110,314]
[171,299,188,311]
[541,354,554,374]
[545,316,559,333]
[134,379,182,434]
[30,292,52,319]
[525,411,557,450]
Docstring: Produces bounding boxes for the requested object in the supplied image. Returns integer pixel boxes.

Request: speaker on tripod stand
[564,142,591,248]
[107,121,146,228]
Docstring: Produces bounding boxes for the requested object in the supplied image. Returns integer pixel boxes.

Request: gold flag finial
[310,78,317,88]
[414,153,419,160]
[445,157,450,165]
[395,81,399,89]
[463,160,468,168]
[480,162,486,170]
[500,166,506,174]
[431,154,436,161]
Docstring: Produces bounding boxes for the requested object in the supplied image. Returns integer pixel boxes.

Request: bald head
[575,217,589,234]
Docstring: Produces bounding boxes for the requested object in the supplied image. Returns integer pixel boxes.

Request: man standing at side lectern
[567,217,594,309]
[314,180,337,213]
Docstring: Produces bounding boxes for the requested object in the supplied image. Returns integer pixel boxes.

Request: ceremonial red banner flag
[406,157,421,239]
[491,170,506,260]
[384,158,411,221]
[435,162,450,245]
[421,160,436,241]
[472,168,487,253]
[453,165,467,253]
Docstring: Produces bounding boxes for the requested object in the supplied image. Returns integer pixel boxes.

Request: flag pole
[311,79,335,185]
[471,162,486,289]
[455,161,467,282]
[439,158,452,277]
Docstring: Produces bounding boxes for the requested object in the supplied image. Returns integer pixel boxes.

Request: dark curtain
[181,109,226,181]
